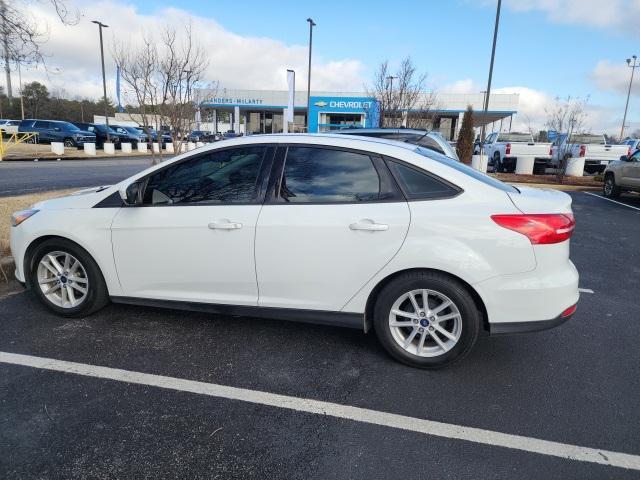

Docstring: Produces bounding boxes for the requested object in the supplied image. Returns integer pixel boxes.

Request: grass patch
[1,189,77,258]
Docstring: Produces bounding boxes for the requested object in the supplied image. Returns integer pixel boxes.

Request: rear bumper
[489,307,575,335]
[474,259,579,330]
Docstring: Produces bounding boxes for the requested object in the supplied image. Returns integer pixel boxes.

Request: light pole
[620,55,637,140]
[480,0,502,151]
[386,75,397,127]
[17,60,24,119]
[306,18,316,132]
[92,20,110,143]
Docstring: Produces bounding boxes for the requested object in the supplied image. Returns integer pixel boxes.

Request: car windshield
[570,134,604,145]
[415,146,517,193]
[58,122,81,131]
[497,133,532,143]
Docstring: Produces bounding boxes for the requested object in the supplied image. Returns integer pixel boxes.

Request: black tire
[29,238,110,318]
[373,271,480,369]
[603,173,621,198]
[494,153,505,173]
[63,138,75,148]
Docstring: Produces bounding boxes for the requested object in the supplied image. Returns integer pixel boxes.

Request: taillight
[561,304,577,318]
[579,145,586,157]
[491,213,575,245]
[628,146,632,157]
[505,143,511,155]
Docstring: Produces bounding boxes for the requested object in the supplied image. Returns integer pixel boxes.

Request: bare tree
[366,57,437,129]
[114,23,210,164]
[545,95,589,183]
[1,0,78,73]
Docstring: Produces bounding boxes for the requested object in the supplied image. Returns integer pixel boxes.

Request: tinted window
[143,146,268,205]
[415,146,518,193]
[33,121,50,129]
[387,160,459,199]
[279,147,385,203]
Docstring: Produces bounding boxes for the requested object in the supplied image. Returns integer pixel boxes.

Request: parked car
[18,119,96,147]
[621,138,640,154]
[481,132,552,173]
[111,125,146,147]
[603,149,640,197]
[0,119,21,135]
[136,126,172,145]
[186,130,215,142]
[551,134,628,174]
[222,130,239,139]
[10,134,578,368]
[73,122,127,148]
[335,128,459,161]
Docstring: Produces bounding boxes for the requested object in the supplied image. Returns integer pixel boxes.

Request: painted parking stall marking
[578,288,594,294]
[584,192,640,211]
[1,351,639,472]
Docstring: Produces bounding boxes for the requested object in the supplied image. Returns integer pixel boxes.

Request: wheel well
[604,171,614,179]
[23,235,89,287]
[364,268,489,333]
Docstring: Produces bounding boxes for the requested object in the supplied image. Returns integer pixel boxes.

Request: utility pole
[480,0,502,149]
[17,59,24,119]
[386,75,397,127]
[620,55,637,140]
[92,20,110,142]
[306,18,316,132]
[1,0,12,105]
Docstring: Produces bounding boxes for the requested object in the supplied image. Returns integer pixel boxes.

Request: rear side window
[33,121,50,128]
[278,147,394,203]
[415,146,517,193]
[386,160,460,200]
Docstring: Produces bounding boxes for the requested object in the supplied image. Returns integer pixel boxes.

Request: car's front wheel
[373,271,480,368]
[603,173,621,198]
[30,238,109,317]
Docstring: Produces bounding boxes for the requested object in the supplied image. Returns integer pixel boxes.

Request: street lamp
[480,0,502,152]
[306,18,316,131]
[620,55,638,140]
[92,20,110,143]
[386,75,398,127]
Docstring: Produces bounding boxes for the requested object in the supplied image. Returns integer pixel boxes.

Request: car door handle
[349,220,389,231]
[208,220,243,230]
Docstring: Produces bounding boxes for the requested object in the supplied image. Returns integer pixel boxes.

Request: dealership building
[197,88,519,140]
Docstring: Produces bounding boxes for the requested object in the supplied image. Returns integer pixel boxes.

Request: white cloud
[502,0,640,30]
[18,0,367,102]
[440,78,480,94]
[591,59,640,96]
[493,86,633,135]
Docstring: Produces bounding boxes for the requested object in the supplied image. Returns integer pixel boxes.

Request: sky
[17,0,640,134]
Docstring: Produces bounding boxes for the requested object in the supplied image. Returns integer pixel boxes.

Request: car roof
[337,127,429,135]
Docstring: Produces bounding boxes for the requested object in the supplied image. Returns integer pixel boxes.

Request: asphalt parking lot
[1,191,639,479]
[0,158,153,196]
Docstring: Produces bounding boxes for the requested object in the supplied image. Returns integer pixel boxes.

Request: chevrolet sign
[314,101,328,107]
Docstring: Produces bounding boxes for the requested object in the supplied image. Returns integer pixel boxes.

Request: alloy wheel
[388,289,462,357]
[37,251,89,309]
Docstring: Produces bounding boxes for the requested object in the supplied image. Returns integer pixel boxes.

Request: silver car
[603,149,640,197]
[335,128,459,161]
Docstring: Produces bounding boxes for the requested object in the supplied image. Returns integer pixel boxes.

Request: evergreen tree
[456,105,475,165]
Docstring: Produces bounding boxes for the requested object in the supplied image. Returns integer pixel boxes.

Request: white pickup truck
[481,132,552,173]
[551,134,629,174]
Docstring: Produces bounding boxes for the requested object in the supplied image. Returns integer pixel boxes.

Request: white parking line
[579,288,595,294]
[584,192,640,211]
[1,351,639,471]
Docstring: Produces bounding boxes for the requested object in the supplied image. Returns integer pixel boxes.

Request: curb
[2,154,157,162]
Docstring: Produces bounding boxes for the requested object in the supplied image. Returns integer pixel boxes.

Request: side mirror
[54,127,61,131]
[119,181,142,206]
[620,155,630,162]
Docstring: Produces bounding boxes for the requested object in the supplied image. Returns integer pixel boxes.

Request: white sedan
[10,134,579,368]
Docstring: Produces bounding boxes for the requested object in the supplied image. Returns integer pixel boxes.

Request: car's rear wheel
[373,272,480,368]
[603,174,621,198]
[30,238,109,317]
